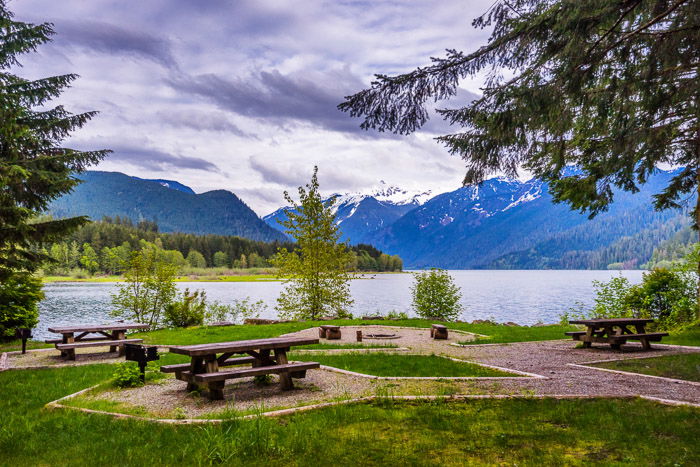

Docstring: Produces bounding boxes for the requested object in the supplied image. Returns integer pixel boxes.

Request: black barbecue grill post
[15,328,32,354]
[124,343,159,382]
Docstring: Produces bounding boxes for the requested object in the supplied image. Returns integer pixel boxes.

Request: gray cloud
[153,110,255,138]
[106,145,219,172]
[168,69,385,135]
[54,20,177,69]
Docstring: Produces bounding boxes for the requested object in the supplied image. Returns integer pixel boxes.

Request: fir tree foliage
[272,167,354,320]
[340,0,699,224]
[0,2,109,279]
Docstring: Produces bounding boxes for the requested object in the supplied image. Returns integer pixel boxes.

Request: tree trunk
[697,164,700,321]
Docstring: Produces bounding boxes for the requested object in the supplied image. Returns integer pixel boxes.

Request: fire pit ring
[363,333,400,340]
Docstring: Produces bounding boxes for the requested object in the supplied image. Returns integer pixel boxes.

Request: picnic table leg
[187,357,204,392]
[111,330,125,355]
[634,324,652,350]
[274,348,293,390]
[205,355,224,400]
[610,326,622,350]
[583,327,593,348]
[62,333,76,360]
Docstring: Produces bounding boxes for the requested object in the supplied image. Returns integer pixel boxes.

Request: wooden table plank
[169,337,319,357]
[48,323,149,333]
[568,318,654,326]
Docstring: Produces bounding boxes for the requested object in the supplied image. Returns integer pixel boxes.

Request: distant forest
[41,217,403,275]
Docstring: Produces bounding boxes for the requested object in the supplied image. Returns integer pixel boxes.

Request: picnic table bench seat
[55,338,143,350]
[431,324,448,340]
[45,336,109,344]
[319,325,341,339]
[161,356,256,373]
[564,331,586,337]
[609,332,668,341]
[193,361,320,383]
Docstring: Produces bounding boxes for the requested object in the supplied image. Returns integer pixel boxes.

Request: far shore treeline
[39,217,403,275]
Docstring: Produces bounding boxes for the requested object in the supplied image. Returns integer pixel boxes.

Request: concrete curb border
[45,391,700,425]
[568,362,700,387]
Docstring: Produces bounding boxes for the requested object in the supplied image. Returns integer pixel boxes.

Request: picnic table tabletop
[568,318,654,326]
[168,336,319,357]
[47,323,149,334]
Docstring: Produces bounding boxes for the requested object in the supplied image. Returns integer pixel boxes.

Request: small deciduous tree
[186,250,206,268]
[411,269,463,321]
[163,289,207,328]
[110,249,178,328]
[213,251,229,268]
[0,273,43,339]
[272,167,354,320]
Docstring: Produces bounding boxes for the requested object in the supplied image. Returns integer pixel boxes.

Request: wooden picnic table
[567,318,668,350]
[165,337,320,400]
[46,323,148,360]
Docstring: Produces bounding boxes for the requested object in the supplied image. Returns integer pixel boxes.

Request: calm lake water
[34,270,644,340]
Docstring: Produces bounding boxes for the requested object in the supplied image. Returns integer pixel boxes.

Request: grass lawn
[134,319,576,347]
[591,353,700,382]
[290,353,516,377]
[1,363,698,465]
[664,323,700,347]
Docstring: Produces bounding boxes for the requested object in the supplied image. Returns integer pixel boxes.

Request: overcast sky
[12,0,496,215]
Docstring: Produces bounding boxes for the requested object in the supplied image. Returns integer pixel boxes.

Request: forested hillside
[41,218,403,275]
[48,171,286,242]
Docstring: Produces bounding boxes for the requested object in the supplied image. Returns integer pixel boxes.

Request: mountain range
[49,169,691,269]
[48,171,286,242]
[265,169,690,269]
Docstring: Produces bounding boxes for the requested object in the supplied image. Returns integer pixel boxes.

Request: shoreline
[41,271,408,283]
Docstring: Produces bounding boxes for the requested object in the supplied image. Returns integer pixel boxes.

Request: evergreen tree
[340,0,700,309]
[0,2,109,280]
[272,167,354,320]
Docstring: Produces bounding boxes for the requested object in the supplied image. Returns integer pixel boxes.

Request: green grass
[1,362,698,465]
[0,339,52,353]
[136,319,576,347]
[592,353,700,382]
[290,353,515,377]
[665,323,700,347]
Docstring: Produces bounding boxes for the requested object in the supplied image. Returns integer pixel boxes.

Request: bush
[206,297,264,324]
[0,273,43,340]
[411,269,463,321]
[625,268,696,329]
[113,362,143,388]
[563,268,697,330]
[164,289,207,328]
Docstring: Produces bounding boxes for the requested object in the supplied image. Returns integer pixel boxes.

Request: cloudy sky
[12,0,496,215]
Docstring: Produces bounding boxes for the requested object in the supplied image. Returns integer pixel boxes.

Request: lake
[34,270,644,340]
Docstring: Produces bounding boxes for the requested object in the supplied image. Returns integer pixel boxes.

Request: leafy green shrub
[206,297,264,324]
[113,362,143,388]
[563,267,697,330]
[386,310,409,320]
[0,274,43,340]
[411,268,463,321]
[625,268,696,329]
[164,289,207,328]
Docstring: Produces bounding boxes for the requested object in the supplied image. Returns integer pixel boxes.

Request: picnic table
[46,323,148,360]
[164,337,320,400]
[566,318,668,350]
